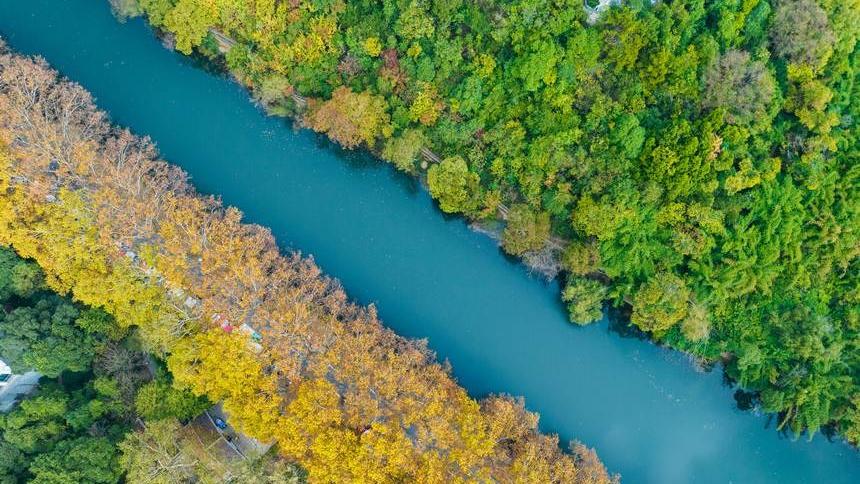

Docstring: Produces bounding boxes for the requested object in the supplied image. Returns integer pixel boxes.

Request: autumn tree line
[117,0,860,443]
[0,45,613,482]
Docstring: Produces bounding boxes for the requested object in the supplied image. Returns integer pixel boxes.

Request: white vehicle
[0,359,40,412]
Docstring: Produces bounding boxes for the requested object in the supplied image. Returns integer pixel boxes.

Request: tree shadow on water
[309,131,422,196]
[605,305,651,341]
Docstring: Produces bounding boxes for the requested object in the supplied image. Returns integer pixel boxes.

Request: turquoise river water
[1,1,858,482]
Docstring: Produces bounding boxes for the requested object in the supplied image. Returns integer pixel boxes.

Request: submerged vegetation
[0,45,612,482]
[123,0,860,443]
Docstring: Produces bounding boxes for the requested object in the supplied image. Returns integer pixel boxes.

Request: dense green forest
[0,46,612,482]
[1,247,129,483]
[114,0,860,442]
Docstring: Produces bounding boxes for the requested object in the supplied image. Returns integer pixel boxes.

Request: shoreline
[136,21,853,447]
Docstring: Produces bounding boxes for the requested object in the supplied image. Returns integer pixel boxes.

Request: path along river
[1,1,858,482]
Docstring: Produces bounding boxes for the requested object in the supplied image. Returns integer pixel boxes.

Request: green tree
[562,240,601,276]
[601,8,647,70]
[0,298,99,377]
[0,247,44,300]
[610,113,645,159]
[784,64,838,133]
[631,273,690,334]
[512,39,560,92]
[64,377,128,432]
[427,156,481,214]
[28,437,121,484]
[135,374,209,422]
[502,204,551,256]
[562,278,606,325]
[162,0,218,54]
[0,440,25,482]
[138,0,173,27]
[76,308,126,341]
[395,1,435,42]
[381,129,426,173]
[255,74,293,110]
[1,391,69,454]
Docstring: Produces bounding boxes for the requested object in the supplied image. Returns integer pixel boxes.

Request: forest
[0,45,612,483]
[114,0,860,443]
[0,246,305,483]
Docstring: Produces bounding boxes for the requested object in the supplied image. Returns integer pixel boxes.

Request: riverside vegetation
[0,44,613,483]
[114,0,860,443]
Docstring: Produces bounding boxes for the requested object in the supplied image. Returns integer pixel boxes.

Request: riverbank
[3,3,858,480]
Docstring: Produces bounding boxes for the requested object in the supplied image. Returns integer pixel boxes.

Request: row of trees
[125,0,860,442]
[0,45,613,482]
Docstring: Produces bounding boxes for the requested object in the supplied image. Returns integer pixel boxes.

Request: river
[1,1,857,482]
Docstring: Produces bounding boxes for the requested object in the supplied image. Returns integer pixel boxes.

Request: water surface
[1,1,858,482]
